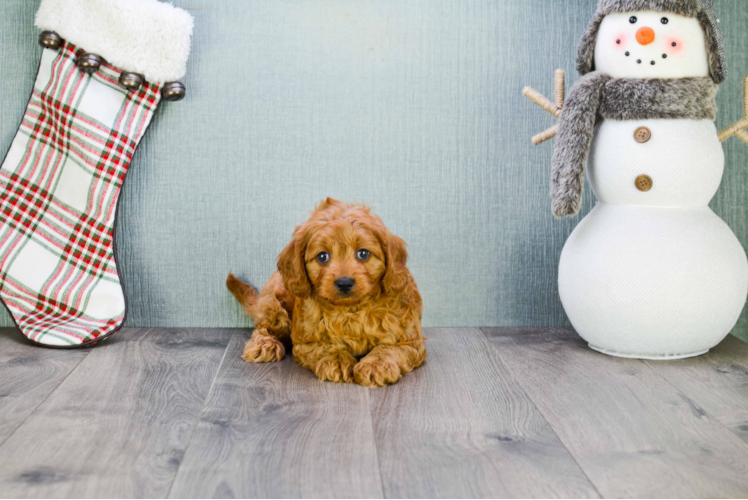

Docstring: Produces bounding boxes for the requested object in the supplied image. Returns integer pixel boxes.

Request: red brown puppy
[227,198,425,386]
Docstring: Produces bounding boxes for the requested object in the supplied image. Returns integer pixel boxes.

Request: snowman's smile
[623,47,669,67]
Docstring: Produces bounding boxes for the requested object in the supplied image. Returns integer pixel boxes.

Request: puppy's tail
[226,273,260,316]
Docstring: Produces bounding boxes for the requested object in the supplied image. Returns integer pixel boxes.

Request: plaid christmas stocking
[0,0,193,347]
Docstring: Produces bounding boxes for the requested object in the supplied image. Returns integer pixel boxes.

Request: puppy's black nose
[335,277,355,294]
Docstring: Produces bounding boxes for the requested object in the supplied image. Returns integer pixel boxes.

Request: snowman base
[588,344,709,360]
[559,204,748,360]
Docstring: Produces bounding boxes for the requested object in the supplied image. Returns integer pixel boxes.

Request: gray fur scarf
[550,73,718,218]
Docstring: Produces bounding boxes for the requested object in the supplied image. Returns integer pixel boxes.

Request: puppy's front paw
[314,351,356,383]
[354,357,402,387]
[242,334,285,363]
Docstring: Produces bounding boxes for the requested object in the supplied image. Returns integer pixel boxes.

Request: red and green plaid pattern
[0,41,162,346]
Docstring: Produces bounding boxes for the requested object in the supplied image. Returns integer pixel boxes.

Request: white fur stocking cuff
[35,0,194,83]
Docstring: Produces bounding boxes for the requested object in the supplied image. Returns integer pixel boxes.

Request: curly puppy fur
[227,198,425,387]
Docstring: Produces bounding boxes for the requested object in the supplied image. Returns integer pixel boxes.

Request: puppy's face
[278,199,409,306]
[304,220,386,306]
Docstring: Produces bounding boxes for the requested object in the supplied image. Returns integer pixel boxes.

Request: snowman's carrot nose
[636,27,656,45]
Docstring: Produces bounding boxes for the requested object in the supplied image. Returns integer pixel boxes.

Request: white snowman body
[558,11,748,358]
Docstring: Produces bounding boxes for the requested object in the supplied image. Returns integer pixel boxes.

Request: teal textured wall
[1,0,747,340]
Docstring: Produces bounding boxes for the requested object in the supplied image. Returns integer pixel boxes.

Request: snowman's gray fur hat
[577,0,727,84]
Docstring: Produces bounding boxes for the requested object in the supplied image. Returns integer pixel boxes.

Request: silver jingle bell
[38,31,62,50]
[77,53,104,74]
[162,82,186,102]
[119,72,144,91]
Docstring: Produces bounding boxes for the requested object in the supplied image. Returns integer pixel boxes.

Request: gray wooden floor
[1,327,748,498]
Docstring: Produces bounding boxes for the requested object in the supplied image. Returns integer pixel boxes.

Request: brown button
[634,126,652,143]
[635,175,653,192]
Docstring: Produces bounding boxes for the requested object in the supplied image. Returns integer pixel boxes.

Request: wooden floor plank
[0,328,232,499]
[642,335,748,444]
[370,328,599,499]
[484,328,748,498]
[0,328,89,447]
[169,331,384,499]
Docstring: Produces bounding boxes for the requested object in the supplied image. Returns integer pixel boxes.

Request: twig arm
[523,69,565,145]
[532,124,558,146]
[718,117,748,142]
[522,87,561,118]
[719,75,748,143]
[736,129,748,146]
[554,69,565,108]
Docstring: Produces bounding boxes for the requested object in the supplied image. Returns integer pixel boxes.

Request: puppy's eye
[661,17,669,24]
[317,252,330,264]
[356,249,370,261]
[629,16,637,24]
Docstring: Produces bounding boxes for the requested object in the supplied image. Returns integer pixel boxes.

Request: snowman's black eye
[672,42,677,47]
[629,16,637,24]
[661,17,669,24]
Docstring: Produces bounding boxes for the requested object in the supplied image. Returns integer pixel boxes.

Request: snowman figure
[525,0,748,359]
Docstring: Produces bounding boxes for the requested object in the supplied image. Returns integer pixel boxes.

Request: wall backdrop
[1,0,748,340]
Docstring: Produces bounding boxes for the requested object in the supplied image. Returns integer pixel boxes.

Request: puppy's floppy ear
[277,227,312,298]
[381,231,409,295]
